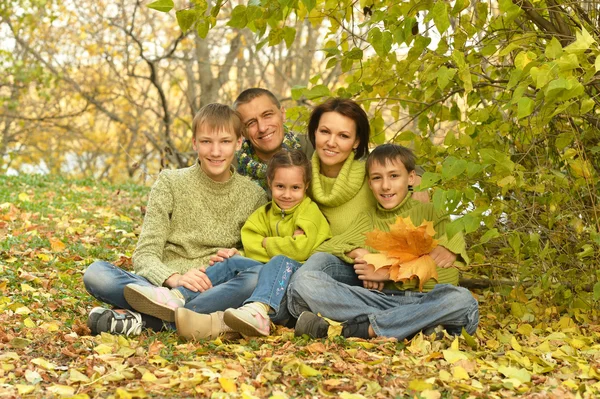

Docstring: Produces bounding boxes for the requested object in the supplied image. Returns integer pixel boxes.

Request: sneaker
[87,307,144,336]
[124,284,184,322]
[223,303,270,337]
[175,308,238,341]
[294,311,329,339]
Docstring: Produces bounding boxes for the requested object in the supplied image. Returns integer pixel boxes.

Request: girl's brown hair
[266,149,312,186]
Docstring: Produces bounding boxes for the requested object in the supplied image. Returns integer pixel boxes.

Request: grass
[0,174,599,398]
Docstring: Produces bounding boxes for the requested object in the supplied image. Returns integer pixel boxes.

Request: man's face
[193,127,242,182]
[236,95,285,162]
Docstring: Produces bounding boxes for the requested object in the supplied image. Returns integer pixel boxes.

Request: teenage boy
[83,103,268,337]
[288,144,479,340]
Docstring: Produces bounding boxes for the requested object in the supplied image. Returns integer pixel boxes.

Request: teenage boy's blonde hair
[366,144,416,175]
[192,103,244,139]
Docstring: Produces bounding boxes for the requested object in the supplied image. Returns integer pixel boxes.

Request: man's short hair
[233,88,281,110]
[366,144,416,175]
[192,103,244,139]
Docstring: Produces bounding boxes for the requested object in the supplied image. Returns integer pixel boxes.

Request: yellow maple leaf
[389,255,438,291]
[363,217,439,291]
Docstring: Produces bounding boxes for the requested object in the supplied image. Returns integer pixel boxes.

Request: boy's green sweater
[133,162,268,286]
[242,196,332,263]
[316,193,469,292]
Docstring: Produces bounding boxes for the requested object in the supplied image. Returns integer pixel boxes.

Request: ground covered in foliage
[0,174,599,398]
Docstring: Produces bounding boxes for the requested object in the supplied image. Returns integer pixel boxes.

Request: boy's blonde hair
[192,103,244,139]
[366,144,416,175]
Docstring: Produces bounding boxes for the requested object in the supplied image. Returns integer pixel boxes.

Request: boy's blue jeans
[83,256,262,316]
[287,252,479,340]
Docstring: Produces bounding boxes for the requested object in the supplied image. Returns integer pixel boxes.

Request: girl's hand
[165,268,212,292]
[293,228,305,237]
[429,246,457,268]
[262,237,268,248]
[208,248,240,265]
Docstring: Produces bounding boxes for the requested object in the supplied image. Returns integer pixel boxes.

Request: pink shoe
[124,284,184,322]
[223,303,270,336]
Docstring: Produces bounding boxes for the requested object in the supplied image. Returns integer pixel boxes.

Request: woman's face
[315,112,359,178]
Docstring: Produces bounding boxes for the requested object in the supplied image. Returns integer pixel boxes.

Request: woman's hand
[429,246,457,268]
[208,248,240,266]
[164,268,213,292]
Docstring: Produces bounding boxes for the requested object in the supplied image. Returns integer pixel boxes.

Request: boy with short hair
[289,144,479,340]
[83,103,268,337]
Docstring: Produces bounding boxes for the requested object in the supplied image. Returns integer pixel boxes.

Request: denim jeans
[83,256,262,315]
[244,255,301,314]
[281,252,362,325]
[287,261,479,340]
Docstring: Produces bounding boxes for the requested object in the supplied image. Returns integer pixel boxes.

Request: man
[233,88,313,190]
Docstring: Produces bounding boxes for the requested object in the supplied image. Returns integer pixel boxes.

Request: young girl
[124,149,331,340]
[221,149,331,336]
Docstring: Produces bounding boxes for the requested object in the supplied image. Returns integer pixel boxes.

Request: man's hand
[429,246,457,268]
[208,248,240,266]
[353,258,390,282]
[164,268,212,292]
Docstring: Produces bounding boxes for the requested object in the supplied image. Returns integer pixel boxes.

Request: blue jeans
[287,258,479,340]
[83,256,262,315]
[244,255,301,313]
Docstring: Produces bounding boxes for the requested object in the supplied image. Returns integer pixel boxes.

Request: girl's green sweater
[316,193,469,292]
[132,162,268,286]
[241,196,331,263]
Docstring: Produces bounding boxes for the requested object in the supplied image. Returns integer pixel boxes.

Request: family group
[82,88,479,341]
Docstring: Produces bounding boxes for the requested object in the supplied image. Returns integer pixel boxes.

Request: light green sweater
[241,196,331,263]
[316,193,469,292]
[133,161,268,286]
[309,152,377,236]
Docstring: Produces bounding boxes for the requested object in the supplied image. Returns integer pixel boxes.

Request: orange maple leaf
[363,217,439,291]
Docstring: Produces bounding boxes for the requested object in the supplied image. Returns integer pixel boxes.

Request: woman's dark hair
[366,144,416,175]
[266,149,312,186]
[307,98,370,159]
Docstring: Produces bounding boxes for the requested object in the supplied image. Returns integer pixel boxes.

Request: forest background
[1,0,600,397]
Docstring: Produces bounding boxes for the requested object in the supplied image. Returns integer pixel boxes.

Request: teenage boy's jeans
[287,253,479,340]
[83,256,262,316]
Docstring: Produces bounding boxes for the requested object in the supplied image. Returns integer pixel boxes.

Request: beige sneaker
[175,308,239,341]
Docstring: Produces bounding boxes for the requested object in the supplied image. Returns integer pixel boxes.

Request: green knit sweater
[309,152,377,236]
[133,161,268,286]
[241,196,331,263]
[317,193,469,292]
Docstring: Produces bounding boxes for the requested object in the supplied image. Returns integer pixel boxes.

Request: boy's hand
[430,246,457,268]
[208,248,239,265]
[353,258,390,282]
[165,268,212,292]
[346,248,370,260]
[363,280,385,291]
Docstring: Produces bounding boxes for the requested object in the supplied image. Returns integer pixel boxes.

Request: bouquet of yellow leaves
[363,217,438,291]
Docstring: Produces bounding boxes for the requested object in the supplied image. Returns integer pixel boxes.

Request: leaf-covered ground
[1,174,599,399]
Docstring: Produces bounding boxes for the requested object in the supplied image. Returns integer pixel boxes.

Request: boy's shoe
[294,311,329,339]
[124,284,184,322]
[223,302,270,337]
[175,308,238,341]
[87,307,144,336]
